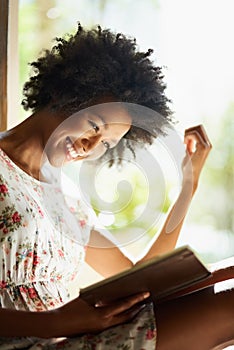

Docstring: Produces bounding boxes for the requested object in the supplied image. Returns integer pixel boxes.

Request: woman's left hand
[182,125,212,193]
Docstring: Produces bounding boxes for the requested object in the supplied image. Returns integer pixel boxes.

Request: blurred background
[16,0,234,264]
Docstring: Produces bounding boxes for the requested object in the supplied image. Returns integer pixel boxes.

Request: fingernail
[143,292,150,299]
[95,300,103,307]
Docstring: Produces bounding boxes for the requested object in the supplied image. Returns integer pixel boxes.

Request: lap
[0,304,157,350]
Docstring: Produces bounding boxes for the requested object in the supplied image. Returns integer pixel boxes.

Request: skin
[0,100,233,349]
[0,101,132,178]
[155,287,234,350]
[85,124,213,276]
[44,102,132,167]
[0,100,151,338]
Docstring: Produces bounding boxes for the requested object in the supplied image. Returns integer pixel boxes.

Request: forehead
[97,103,132,124]
[89,102,132,126]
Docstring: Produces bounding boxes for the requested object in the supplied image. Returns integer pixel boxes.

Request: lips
[65,137,80,160]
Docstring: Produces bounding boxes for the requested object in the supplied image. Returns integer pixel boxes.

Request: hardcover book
[80,246,216,305]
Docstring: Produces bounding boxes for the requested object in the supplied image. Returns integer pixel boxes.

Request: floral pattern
[0,148,157,349]
[0,204,23,235]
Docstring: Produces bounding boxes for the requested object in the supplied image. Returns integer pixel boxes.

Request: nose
[80,135,101,153]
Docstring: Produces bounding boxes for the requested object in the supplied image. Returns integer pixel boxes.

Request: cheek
[85,144,107,161]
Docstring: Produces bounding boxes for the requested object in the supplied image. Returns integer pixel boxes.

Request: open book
[80,245,234,305]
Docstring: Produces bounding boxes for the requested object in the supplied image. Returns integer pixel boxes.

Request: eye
[102,140,110,150]
[88,120,99,133]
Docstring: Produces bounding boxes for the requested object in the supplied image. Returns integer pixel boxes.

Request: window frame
[0,0,9,131]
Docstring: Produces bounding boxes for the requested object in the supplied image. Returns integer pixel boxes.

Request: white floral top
[0,148,89,311]
[0,148,157,349]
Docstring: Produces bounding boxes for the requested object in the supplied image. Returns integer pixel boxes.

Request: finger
[109,304,147,327]
[95,300,105,307]
[184,135,197,155]
[185,126,212,165]
[103,292,150,318]
[185,124,212,149]
[95,291,150,308]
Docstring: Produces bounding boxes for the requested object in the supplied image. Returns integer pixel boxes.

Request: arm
[138,125,212,262]
[0,308,54,338]
[85,229,134,277]
[85,181,193,277]
[0,292,149,338]
[86,125,212,274]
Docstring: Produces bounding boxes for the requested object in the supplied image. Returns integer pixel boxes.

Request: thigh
[154,287,234,350]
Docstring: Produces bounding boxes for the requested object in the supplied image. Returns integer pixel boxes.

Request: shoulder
[0,148,18,179]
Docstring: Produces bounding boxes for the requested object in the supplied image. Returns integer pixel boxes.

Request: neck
[0,112,48,180]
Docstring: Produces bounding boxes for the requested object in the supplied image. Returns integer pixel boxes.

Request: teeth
[65,137,79,159]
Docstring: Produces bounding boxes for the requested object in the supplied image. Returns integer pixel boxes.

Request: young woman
[0,23,233,350]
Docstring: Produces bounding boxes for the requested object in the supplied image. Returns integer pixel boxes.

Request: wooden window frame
[0,0,19,131]
[0,0,9,131]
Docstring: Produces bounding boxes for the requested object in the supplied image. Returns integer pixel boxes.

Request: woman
[0,23,233,350]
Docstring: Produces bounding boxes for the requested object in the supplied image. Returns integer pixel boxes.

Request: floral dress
[0,148,157,349]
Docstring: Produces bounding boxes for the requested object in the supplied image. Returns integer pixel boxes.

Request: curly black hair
[22,23,173,164]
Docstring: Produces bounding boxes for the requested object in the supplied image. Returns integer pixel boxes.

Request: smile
[65,137,80,159]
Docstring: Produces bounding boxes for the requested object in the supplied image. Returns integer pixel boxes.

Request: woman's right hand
[182,124,212,193]
[49,292,150,337]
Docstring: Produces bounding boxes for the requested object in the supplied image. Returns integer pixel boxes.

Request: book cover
[80,246,211,305]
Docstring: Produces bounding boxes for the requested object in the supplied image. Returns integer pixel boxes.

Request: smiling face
[44,102,132,167]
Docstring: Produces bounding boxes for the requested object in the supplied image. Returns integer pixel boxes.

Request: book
[80,246,214,305]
